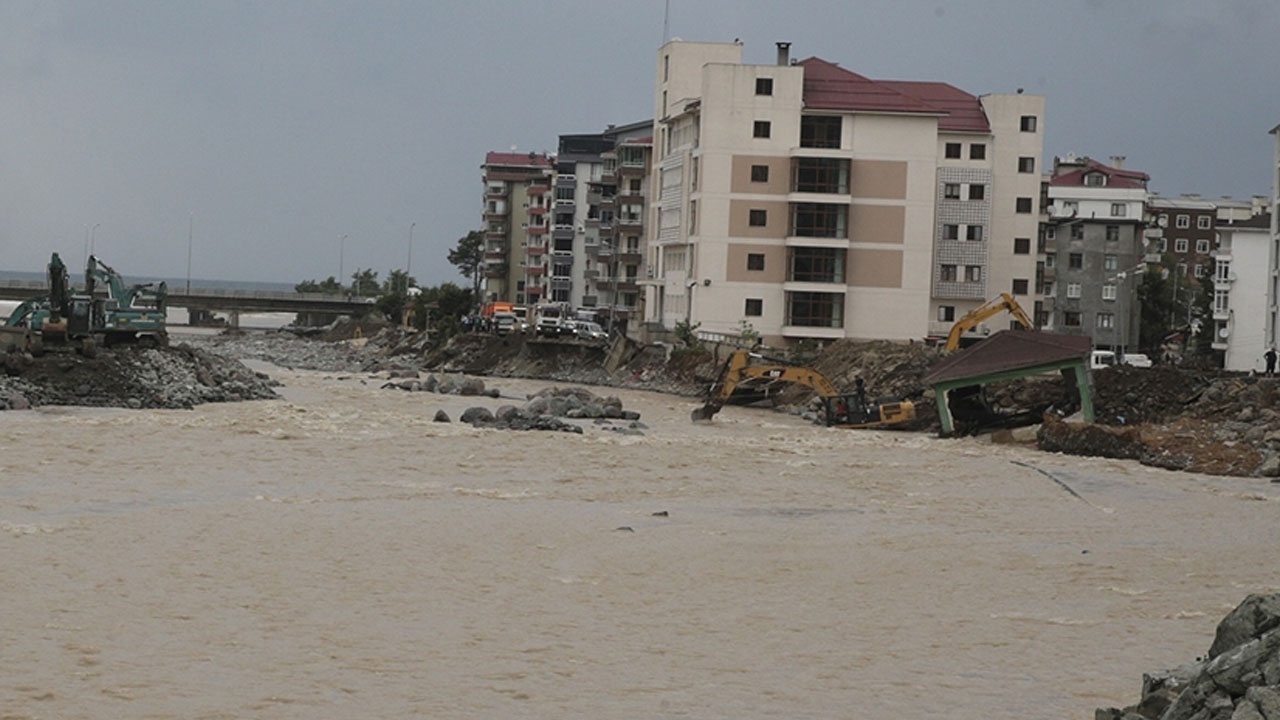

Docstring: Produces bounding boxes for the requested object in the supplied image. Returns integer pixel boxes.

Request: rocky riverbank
[7,323,1280,478]
[1098,594,1280,720]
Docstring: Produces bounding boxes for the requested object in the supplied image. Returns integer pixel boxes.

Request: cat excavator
[944,292,1034,351]
[690,348,917,429]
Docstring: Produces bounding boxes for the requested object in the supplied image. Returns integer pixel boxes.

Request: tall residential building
[1147,195,1219,285]
[1043,155,1150,353]
[554,121,652,329]
[480,152,554,305]
[644,40,1043,347]
[1212,211,1273,370]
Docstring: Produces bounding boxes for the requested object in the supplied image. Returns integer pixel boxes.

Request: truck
[690,349,917,429]
[533,302,572,337]
[480,301,521,334]
[3,253,168,355]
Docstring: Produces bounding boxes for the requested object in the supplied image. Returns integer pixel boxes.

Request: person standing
[1265,347,1277,376]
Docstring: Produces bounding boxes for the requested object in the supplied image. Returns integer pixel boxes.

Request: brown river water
[3,363,1279,719]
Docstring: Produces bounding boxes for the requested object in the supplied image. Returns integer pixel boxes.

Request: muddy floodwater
[3,365,1279,719]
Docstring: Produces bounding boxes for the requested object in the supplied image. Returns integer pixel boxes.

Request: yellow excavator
[690,348,917,429]
[944,292,1034,351]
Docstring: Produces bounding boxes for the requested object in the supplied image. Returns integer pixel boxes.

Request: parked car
[1122,353,1153,368]
[573,321,608,341]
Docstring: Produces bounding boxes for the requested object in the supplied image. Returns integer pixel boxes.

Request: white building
[1213,212,1274,370]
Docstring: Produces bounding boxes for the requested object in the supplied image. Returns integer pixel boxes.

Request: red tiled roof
[1049,157,1149,189]
[876,80,990,133]
[797,57,947,119]
[484,151,553,168]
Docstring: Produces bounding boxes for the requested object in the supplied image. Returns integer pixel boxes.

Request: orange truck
[480,301,519,334]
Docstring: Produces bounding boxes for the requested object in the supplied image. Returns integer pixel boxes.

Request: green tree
[1137,268,1172,353]
[295,276,343,294]
[351,269,380,297]
[448,230,485,300]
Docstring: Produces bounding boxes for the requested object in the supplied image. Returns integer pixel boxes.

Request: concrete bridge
[0,279,376,326]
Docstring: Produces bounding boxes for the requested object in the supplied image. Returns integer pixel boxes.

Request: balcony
[527,224,548,236]
[618,250,643,265]
[525,244,546,256]
[528,205,547,215]
[525,264,546,276]
[484,250,506,261]
[485,229,506,240]
[618,214,643,230]
[485,265,507,279]
[486,187,507,199]
[526,184,549,196]
[526,284,545,297]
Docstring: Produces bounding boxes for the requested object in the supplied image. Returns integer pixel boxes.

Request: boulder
[460,406,494,425]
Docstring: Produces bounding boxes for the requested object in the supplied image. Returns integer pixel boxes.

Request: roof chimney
[776,41,791,66]
[1109,155,1126,169]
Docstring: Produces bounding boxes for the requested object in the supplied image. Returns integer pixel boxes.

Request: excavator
[944,292,1034,351]
[3,252,167,354]
[690,348,917,429]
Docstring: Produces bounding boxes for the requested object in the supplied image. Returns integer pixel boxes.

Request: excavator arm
[691,349,915,429]
[944,292,1034,351]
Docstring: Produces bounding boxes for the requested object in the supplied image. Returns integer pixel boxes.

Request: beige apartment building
[644,40,1044,346]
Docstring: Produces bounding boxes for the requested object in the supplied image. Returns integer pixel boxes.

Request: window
[969,143,986,160]
[966,225,984,241]
[1176,214,1190,229]
[1105,225,1120,242]
[1068,252,1083,269]
[1194,264,1205,278]
[1197,216,1212,230]
[1016,197,1033,213]
[1195,239,1210,253]
[800,116,842,149]
[1111,203,1127,217]
[753,120,771,138]
[1159,238,1168,252]
[751,164,769,182]
[965,265,982,282]
[1174,238,1188,253]
[1102,284,1117,300]
[945,143,962,159]
[789,247,846,283]
[1104,254,1117,271]
[1064,311,1081,327]
[968,184,985,201]
[1020,115,1038,132]
[942,224,960,240]
[1018,156,1036,173]
[1012,279,1029,295]
[786,291,844,328]
[747,253,765,271]
[1014,237,1031,254]
[749,209,768,227]
[745,298,763,316]
[755,77,773,96]
[1085,173,1106,187]
[1097,312,1114,329]
[791,203,847,238]
[1043,280,1054,296]
[1045,253,1055,268]
[944,183,961,199]
[1071,223,1084,240]
[1066,282,1081,299]
[938,305,955,322]
[793,157,850,193]
[688,200,697,233]
[940,264,957,282]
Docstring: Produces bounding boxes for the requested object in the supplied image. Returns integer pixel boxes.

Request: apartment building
[553,121,651,329]
[1147,195,1218,284]
[1043,155,1150,353]
[480,152,554,304]
[644,40,1043,346]
[1212,211,1273,370]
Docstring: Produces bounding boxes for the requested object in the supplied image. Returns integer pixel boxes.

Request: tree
[295,276,343,294]
[351,269,380,297]
[448,230,485,300]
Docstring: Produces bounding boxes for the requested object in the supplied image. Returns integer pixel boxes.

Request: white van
[1090,350,1117,369]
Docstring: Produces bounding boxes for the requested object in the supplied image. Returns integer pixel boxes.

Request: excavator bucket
[691,402,722,422]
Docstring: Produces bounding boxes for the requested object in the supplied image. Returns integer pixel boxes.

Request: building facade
[644,40,1043,346]
[1043,155,1150,354]
[1212,212,1273,370]
[480,152,554,305]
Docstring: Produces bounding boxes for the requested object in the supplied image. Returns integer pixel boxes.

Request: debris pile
[1097,593,1280,720]
[0,344,279,410]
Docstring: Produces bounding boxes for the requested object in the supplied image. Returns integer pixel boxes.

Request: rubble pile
[1097,593,1280,720]
[0,344,279,410]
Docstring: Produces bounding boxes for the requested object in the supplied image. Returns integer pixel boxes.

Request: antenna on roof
[662,0,669,43]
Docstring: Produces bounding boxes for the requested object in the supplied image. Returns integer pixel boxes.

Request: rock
[459,378,486,396]
[1259,454,1280,478]
[6,393,30,410]
[433,409,450,422]
[460,406,494,424]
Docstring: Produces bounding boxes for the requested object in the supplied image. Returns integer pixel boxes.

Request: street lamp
[407,222,416,279]
[1110,262,1145,358]
[339,234,347,287]
[186,213,194,294]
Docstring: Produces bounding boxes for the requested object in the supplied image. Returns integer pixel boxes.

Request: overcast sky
[3,1,1278,287]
